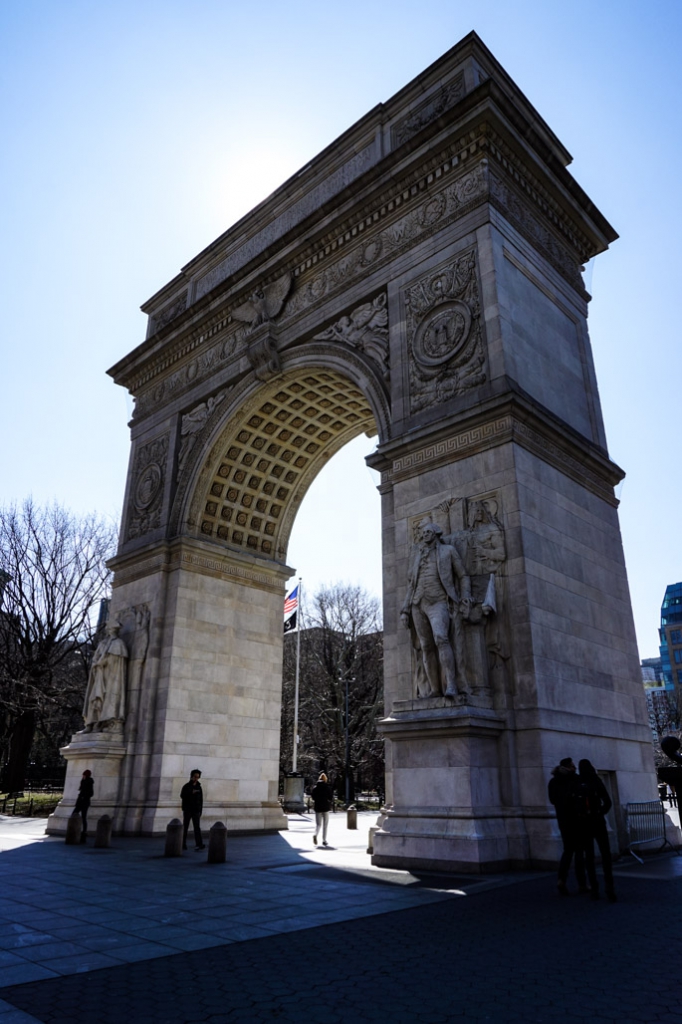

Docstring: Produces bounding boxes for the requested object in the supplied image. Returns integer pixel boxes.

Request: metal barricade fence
[625,800,679,863]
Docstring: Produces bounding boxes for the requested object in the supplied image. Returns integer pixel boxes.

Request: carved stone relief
[126,433,169,540]
[231,272,292,330]
[405,493,508,708]
[405,249,486,413]
[132,161,488,420]
[178,390,229,472]
[392,74,466,147]
[313,293,389,380]
[151,292,188,334]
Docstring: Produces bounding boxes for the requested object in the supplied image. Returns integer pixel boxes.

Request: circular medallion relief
[412,300,472,368]
[134,463,162,511]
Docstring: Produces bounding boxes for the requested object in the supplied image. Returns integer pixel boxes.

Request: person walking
[548,757,588,895]
[311,772,333,847]
[74,770,94,843]
[578,759,616,902]
[181,769,205,851]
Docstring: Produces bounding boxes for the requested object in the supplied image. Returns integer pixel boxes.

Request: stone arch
[175,347,388,563]
[50,34,658,875]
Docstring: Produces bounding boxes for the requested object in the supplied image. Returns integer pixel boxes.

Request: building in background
[659,583,682,694]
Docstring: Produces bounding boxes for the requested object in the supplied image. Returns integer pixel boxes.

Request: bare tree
[651,691,682,768]
[280,583,384,801]
[0,500,116,792]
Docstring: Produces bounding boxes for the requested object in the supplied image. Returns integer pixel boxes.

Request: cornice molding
[110,537,292,593]
[371,392,622,506]
[113,102,598,406]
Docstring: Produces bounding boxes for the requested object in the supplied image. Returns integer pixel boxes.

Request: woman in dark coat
[74,770,94,843]
[311,772,333,847]
[578,759,616,902]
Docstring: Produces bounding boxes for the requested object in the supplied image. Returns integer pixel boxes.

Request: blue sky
[1,1,680,656]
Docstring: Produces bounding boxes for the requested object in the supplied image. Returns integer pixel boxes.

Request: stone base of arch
[371,702,534,873]
[50,537,291,837]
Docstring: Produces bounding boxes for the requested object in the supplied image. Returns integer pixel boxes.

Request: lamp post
[345,675,354,808]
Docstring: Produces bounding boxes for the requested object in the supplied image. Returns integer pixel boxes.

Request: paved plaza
[0,810,680,1022]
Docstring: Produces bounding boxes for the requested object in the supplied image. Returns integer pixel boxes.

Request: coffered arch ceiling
[185,368,377,563]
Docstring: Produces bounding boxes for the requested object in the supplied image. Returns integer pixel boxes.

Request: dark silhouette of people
[548,757,587,895]
[181,769,205,851]
[74,770,94,843]
[578,759,616,902]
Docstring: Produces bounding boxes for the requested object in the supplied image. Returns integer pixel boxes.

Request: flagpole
[292,577,302,774]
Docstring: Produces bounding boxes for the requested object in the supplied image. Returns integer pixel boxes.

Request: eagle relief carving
[232,272,292,331]
[232,272,293,381]
[314,294,389,380]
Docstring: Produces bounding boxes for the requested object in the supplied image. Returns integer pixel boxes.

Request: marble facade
[48,33,658,869]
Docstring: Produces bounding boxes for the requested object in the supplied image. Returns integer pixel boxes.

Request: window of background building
[671,629,682,644]
[675,649,682,664]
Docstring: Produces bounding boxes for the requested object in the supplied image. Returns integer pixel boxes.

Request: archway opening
[191,368,378,566]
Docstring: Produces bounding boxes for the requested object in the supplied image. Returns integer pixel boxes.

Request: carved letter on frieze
[404,495,508,708]
[405,249,487,414]
[126,433,169,541]
[314,294,390,380]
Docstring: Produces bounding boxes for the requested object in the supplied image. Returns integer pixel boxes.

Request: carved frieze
[405,248,486,413]
[126,433,169,540]
[489,172,582,290]
[286,163,488,324]
[128,133,588,412]
[392,74,466,148]
[313,294,389,380]
[194,145,377,301]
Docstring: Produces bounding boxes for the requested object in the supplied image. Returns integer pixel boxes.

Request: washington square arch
[49,33,658,872]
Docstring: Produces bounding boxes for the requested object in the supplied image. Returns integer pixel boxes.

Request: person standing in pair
[311,772,333,847]
[181,769,205,851]
[578,759,616,902]
[548,757,587,895]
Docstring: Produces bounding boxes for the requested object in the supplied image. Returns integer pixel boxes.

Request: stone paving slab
[1,811,680,1022]
[0,812,482,993]
[2,871,681,1023]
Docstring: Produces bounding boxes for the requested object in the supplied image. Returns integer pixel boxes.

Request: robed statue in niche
[82,621,129,732]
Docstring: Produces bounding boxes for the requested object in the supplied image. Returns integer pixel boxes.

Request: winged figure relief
[314,294,390,379]
[232,272,293,330]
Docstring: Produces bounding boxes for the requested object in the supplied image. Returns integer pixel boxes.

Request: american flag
[283,585,299,634]
[284,586,299,618]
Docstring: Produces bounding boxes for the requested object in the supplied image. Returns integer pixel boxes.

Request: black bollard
[164,818,184,857]
[207,821,227,863]
[94,814,113,849]
[347,805,357,830]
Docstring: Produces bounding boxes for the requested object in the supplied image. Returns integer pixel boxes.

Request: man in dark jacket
[181,769,205,851]
[311,772,333,847]
[548,757,587,895]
